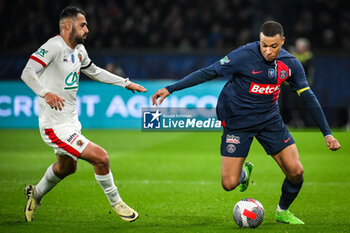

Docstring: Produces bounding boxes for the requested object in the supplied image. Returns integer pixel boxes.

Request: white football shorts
[40,125,90,160]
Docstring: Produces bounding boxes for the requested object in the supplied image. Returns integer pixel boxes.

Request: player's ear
[281,36,285,45]
[63,19,72,32]
[67,20,73,31]
[60,19,71,32]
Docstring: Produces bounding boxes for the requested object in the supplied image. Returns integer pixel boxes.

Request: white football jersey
[30,35,90,129]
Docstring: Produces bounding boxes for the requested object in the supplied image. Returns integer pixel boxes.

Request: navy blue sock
[278,178,303,210]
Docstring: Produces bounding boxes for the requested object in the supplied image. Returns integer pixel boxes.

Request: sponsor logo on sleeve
[35,48,48,57]
[219,56,230,65]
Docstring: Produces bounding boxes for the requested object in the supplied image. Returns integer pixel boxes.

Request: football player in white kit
[21,6,146,222]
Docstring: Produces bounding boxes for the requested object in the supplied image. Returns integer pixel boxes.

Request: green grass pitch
[0,129,349,233]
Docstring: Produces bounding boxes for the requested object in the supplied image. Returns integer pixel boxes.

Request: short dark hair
[259,21,284,37]
[59,6,85,21]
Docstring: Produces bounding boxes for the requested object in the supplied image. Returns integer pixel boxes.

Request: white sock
[36,164,62,200]
[277,204,287,212]
[95,171,121,206]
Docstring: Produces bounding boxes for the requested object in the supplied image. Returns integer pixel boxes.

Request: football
[233,198,264,228]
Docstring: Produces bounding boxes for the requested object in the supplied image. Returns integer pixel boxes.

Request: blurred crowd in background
[1,0,350,52]
[0,0,349,127]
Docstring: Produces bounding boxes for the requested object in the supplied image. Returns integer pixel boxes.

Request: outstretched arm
[299,88,341,151]
[165,67,218,93]
[152,88,170,106]
[152,66,219,106]
[81,63,146,93]
[125,82,147,93]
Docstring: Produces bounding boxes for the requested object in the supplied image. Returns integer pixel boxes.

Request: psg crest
[226,144,236,153]
[279,70,287,79]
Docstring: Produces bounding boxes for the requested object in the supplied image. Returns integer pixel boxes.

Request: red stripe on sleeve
[45,128,81,158]
[30,56,46,67]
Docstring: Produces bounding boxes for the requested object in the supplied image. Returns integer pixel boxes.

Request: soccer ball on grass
[233,198,264,228]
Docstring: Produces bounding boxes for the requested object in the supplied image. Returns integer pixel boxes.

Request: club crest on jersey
[220,56,230,65]
[279,70,287,79]
[276,60,291,81]
[226,144,236,153]
[226,134,240,144]
[78,53,83,62]
[71,54,75,63]
[35,48,48,57]
[268,68,275,79]
[76,139,84,147]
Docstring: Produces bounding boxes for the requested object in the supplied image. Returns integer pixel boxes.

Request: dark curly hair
[259,21,284,37]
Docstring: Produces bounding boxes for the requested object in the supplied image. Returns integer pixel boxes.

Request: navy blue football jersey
[211,41,309,130]
[165,41,310,130]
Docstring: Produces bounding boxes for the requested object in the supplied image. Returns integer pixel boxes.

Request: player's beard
[70,26,88,46]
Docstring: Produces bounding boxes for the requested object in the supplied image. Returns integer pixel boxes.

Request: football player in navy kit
[152,21,341,224]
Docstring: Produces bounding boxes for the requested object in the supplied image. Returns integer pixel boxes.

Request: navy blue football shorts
[220,116,295,157]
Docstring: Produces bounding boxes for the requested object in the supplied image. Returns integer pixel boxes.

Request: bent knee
[65,166,77,176]
[56,164,77,178]
[221,177,240,191]
[94,149,110,168]
[68,164,77,174]
[287,168,304,183]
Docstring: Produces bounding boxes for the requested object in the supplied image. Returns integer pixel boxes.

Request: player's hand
[325,135,341,151]
[152,88,170,106]
[44,92,65,111]
[125,82,147,93]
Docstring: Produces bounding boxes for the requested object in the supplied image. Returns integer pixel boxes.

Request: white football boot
[113,200,139,222]
[24,185,41,222]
